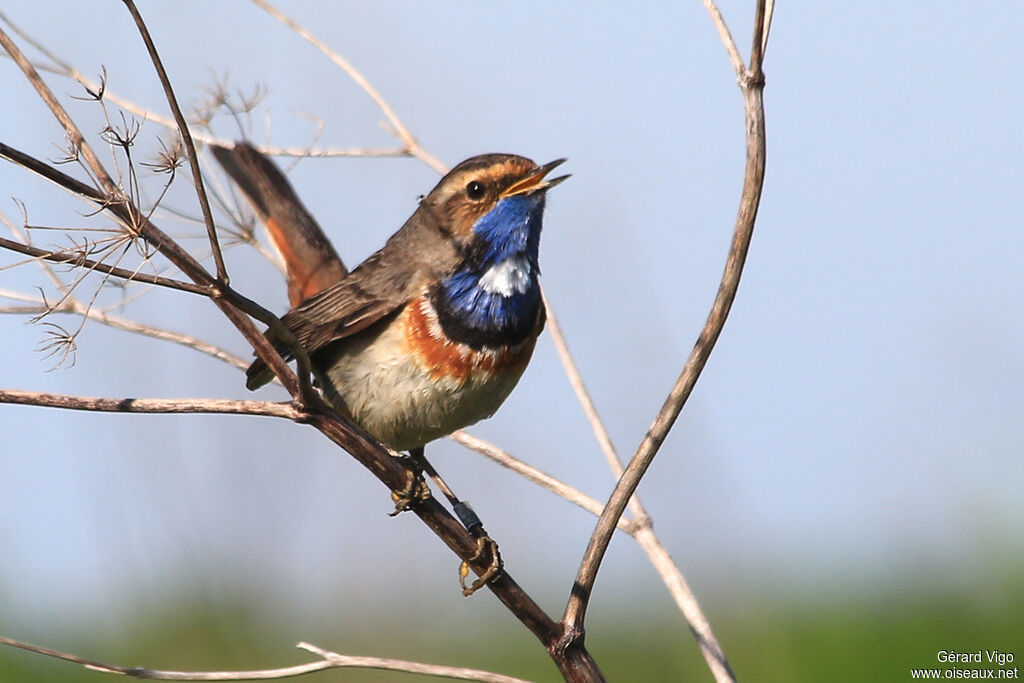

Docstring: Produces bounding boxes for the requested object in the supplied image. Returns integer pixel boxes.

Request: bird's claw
[389,469,431,516]
[459,534,503,596]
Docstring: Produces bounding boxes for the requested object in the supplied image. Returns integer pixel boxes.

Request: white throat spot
[478,257,532,296]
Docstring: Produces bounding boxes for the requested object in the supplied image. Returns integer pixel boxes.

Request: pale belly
[318,298,538,451]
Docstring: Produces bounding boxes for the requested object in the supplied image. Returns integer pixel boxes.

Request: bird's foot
[459,534,503,596]
[388,464,432,516]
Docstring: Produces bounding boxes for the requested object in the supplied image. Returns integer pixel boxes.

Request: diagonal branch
[120,0,227,282]
[0,28,120,198]
[0,46,595,675]
[247,0,447,174]
[450,430,625,528]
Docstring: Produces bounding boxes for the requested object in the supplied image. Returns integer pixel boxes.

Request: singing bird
[213,144,567,452]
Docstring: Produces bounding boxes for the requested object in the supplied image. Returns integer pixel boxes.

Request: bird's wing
[244,246,424,390]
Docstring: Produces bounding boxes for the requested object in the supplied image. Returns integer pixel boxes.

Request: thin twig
[450,430,630,531]
[0,636,533,683]
[247,0,448,174]
[0,30,120,199]
[540,289,621,476]
[0,235,207,295]
[0,126,298,399]
[0,390,298,418]
[761,0,775,56]
[0,292,248,370]
[700,0,745,77]
[120,0,227,282]
[0,10,424,161]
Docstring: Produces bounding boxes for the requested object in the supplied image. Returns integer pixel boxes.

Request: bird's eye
[466,180,486,200]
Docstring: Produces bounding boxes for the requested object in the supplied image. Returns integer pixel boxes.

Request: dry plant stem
[0,27,305,401]
[248,0,448,174]
[0,138,298,399]
[0,10,417,161]
[0,31,117,198]
[120,0,226,282]
[451,430,629,531]
[0,293,248,370]
[0,390,297,419]
[535,296,736,680]
[701,0,744,75]
[540,290,620,475]
[80,309,248,369]
[2,19,310,402]
[0,400,600,676]
[559,0,769,668]
[0,636,533,683]
[453,430,731,681]
[0,234,207,296]
[761,0,775,54]
[0,393,601,678]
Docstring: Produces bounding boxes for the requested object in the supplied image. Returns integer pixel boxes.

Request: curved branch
[538,291,735,680]
[559,1,771,673]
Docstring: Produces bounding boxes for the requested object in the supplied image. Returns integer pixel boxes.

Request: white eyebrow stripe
[478,256,532,296]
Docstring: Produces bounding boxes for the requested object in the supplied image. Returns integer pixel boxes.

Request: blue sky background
[1,0,1021,651]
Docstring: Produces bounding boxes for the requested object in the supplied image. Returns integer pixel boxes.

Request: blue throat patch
[435,194,545,347]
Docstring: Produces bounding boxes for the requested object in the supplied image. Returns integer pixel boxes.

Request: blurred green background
[3,570,1021,681]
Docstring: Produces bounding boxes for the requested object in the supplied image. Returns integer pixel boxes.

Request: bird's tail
[212,142,348,389]
[211,142,348,306]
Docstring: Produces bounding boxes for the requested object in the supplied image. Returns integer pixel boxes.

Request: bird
[213,143,568,454]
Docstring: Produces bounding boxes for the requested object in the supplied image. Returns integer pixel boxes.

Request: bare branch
[450,430,626,529]
[700,0,745,77]
[0,636,534,683]
[0,294,249,370]
[298,642,535,683]
[0,235,208,296]
[559,3,769,676]
[0,27,120,199]
[0,10,419,162]
[1,96,580,678]
[540,290,735,679]
[0,389,298,419]
[247,0,448,174]
[540,289,622,478]
[761,0,775,56]
[120,0,227,281]
[0,84,302,401]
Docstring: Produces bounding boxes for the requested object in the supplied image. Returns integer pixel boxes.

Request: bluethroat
[213,144,567,453]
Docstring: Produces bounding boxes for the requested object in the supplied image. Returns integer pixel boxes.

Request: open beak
[501,158,570,197]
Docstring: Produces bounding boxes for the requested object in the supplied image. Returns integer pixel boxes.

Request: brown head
[419,154,569,243]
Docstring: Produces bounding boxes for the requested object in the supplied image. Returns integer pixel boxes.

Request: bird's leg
[406,446,503,595]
